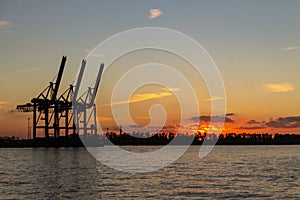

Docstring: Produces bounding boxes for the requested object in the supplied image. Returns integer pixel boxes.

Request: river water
[0,146,299,199]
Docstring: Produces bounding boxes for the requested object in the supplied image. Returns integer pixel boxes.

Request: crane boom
[73,59,86,102]
[52,56,67,101]
[89,63,104,105]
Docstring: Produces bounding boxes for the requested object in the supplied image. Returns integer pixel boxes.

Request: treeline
[1,132,300,147]
[103,132,300,145]
[217,133,300,145]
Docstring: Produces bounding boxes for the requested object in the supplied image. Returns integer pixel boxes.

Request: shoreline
[1,136,300,148]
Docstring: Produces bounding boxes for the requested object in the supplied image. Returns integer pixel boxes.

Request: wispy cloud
[0,101,10,105]
[0,20,13,32]
[129,92,172,102]
[161,87,180,92]
[16,67,44,74]
[149,9,163,19]
[0,101,10,109]
[0,20,11,28]
[263,82,294,92]
[202,96,224,102]
[101,91,174,107]
[281,46,299,51]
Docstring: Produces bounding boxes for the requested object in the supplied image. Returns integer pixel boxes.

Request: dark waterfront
[1,133,300,147]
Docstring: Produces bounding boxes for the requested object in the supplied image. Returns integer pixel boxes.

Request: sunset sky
[1,1,300,138]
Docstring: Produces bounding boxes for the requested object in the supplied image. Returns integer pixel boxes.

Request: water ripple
[0,146,299,199]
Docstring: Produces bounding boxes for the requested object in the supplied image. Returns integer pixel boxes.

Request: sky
[0,0,300,138]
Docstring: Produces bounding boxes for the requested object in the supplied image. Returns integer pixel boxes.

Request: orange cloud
[202,96,224,101]
[149,9,163,19]
[0,101,10,109]
[263,83,294,92]
[101,91,175,107]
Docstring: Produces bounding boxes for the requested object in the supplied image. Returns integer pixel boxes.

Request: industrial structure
[16,56,104,140]
[74,62,104,136]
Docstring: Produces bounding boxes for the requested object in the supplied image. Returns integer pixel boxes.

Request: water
[0,146,299,199]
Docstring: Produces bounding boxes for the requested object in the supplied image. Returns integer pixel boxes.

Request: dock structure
[16,56,104,140]
[74,63,104,136]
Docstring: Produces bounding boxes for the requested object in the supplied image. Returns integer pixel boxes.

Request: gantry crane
[16,56,104,140]
[17,56,67,139]
[55,59,87,137]
[74,62,104,135]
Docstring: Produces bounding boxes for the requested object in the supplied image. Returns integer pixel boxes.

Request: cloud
[149,9,163,19]
[226,113,235,116]
[247,119,262,125]
[265,116,300,128]
[239,126,265,130]
[235,119,266,130]
[190,115,234,123]
[0,20,13,32]
[129,92,172,102]
[263,82,294,92]
[202,96,224,102]
[161,87,180,92]
[281,46,299,51]
[0,20,11,28]
[0,101,10,109]
[101,91,174,107]
[0,101,10,105]
[16,67,44,74]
